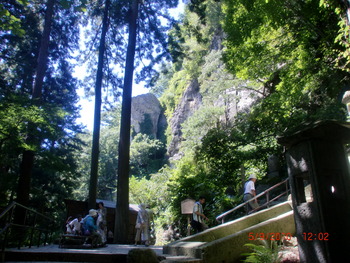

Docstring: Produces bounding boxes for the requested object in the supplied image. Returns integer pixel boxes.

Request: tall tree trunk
[114,0,139,244]
[16,0,55,207]
[88,0,110,210]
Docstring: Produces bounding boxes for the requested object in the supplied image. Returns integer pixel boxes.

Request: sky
[75,2,185,131]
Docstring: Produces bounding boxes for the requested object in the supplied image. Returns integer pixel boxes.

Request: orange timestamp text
[302,232,329,241]
[248,232,292,241]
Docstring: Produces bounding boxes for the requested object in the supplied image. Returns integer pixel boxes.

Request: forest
[1,0,350,244]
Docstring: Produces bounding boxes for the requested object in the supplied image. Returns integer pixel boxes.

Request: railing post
[17,205,23,249]
[1,202,55,251]
[37,231,42,248]
[49,220,55,244]
[266,192,270,208]
[29,213,37,248]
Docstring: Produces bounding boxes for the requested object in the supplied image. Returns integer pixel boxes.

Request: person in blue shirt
[84,209,98,234]
[83,209,102,246]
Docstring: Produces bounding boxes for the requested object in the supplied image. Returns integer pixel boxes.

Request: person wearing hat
[243,174,259,213]
[83,209,102,246]
[83,209,98,235]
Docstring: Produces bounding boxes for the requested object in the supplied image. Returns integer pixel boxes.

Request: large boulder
[131,93,166,140]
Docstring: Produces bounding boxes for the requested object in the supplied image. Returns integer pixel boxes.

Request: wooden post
[181,199,195,236]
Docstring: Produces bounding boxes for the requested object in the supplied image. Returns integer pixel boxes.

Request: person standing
[97,202,107,225]
[191,196,208,233]
[243,174,259,213]
[146,204,155,245]
[97,202,107,244]
[134,203,150,246]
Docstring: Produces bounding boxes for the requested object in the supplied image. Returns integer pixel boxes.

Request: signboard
[181,198,195,214]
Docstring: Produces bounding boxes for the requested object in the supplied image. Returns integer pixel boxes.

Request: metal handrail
[216,178,290,224]
[0,201,55,253]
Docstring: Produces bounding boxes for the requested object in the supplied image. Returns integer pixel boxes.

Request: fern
[242,239,281,263]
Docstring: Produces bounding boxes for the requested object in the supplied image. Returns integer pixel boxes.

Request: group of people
[65,201,155,246]
[65,201,108,246]
[64,174,259,246]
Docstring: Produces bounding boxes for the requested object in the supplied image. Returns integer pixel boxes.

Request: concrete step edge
[162,254,202,263]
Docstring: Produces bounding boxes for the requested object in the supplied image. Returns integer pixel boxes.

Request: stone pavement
[3,244,164,262]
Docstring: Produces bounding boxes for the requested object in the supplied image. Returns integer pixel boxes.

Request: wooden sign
[181,199,195,214]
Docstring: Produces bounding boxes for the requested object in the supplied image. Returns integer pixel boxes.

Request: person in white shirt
[191,197,208,233]
[243,174,259,213]
[135,203,150,246]
[69,215,83,235]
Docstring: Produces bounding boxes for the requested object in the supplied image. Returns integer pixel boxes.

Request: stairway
[162,201,295,263]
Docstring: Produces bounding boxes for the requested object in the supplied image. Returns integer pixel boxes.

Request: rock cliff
[167,81,259,160]
[131,93,166,140]
[167,79,202,159]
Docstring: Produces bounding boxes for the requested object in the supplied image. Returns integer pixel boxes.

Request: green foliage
[320,0,350,71]
[129,169,170,216]
[129,167,174,244]
[166,152,234,234]
[159,69,190,118]
[159,1,349,235]
[73,106,121,201]
[97,127,119,200]
[181,105,224,153]
[195,124,278,192]
[149,63,176,97]
[0,1,28,36]
[139,114,154,137]
[130,134,166,178]
[78,0,126,102]
[222,0,348,131]
[0,93,84,205]
[0,0,84,219]
[159,0,229,152]
[242,240,281,263]
[72,131,92,200]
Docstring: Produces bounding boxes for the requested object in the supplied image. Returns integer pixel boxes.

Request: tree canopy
[223,0,348,133]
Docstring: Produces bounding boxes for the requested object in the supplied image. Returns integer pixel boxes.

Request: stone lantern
[278,120,350,263]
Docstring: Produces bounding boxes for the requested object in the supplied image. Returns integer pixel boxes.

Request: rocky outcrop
[168,79,202,159]
[131,93,166,140]
[159,27,260,160]
[167,79,259,159]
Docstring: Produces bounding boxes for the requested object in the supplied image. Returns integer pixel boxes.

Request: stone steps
[162,255,202,263]
[163,201,295,263]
